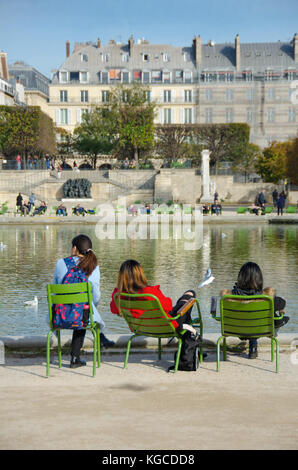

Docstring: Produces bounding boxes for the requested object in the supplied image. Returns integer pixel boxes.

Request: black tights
[170,290,196,332]
[71,329,86,358]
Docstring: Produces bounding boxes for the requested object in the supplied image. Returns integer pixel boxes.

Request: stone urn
[150,158,164,170]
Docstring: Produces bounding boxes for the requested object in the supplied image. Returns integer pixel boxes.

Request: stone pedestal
[200,149,213,203]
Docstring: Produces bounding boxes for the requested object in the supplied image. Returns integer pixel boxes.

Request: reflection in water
[0,224,297,336]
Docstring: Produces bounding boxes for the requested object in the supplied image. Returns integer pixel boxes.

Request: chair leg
[96,326,100,368]
[217,336,223,372]
[91,329,96,377]
[158,338,162,360]
[124,335,136,369]
[174,338,183,373]
[271,338,275,362]
[46,330,53,377]
[272,337,279,373]
[57,330,62,368]
[223,337,227,361]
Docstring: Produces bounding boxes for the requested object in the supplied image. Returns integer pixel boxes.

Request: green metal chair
[286,206,296,214]
[46,282,100,377]
[265,206,273,214]
[213,295,281,373]
[114,292,204,372]
[237,207,248,214]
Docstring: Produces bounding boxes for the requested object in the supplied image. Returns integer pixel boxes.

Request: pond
[0,223,297,336]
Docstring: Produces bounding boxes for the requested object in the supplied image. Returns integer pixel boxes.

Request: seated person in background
[211,199,222,215]
[127,204,137,216]
[31,201,47,216]
[202,204,210,215]
[145,203,151,214]
[56,204,67,216]
[220,261,289,359]
[21,200,30,216]
[249,203,262,216]
[73,204,87,216]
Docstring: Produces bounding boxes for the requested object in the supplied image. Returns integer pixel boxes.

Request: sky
[0,0,297,78]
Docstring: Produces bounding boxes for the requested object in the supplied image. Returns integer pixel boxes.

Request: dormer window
[80,53,88,62]
[163,53,170,62]
[143,53,150,62]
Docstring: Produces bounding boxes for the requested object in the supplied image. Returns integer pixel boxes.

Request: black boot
[248,346,258,359]
[70,356,87,368]
[100,333,115,349]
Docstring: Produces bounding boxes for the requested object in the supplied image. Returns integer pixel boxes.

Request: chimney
[192,35,202,68]
[128,35,134,56]
[294,33,298,62]
[97,38,101,48]
[0,52,8,80]
[235,34,240,71]
[66,40,70,58]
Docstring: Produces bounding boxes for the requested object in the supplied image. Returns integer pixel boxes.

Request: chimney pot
[66,41,70,58]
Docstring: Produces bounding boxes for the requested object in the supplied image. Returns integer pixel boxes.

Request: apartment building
[48,34,298,147]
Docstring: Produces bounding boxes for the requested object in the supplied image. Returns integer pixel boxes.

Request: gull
[198,268,215,288]
[222,233,227,238]
[24,296,38,306]
[0,242,7,249]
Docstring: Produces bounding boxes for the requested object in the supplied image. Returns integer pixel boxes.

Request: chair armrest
[274,311,284,320]
[176,298,196,316]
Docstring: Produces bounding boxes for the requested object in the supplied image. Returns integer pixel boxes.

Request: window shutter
[76,109,82,124]
[68,109,72,125]
[56,109,60,125]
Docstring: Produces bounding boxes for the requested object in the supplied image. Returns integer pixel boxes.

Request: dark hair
[117,259,148,293]
[72,234,98,277]
[237,262,263,292]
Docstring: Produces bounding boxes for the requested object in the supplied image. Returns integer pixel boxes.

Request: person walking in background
[27,155,33,170]
[16,192,23,210]
[28,193,36,213]
[45,155,50,170]
[16,154,21,170]
[33,154,38,170]
[272,189,278,207]
[277,191,286,216]
[214,191,219,203]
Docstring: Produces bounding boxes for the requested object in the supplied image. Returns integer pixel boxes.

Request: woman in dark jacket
[277,191,286,216]
[221,262,289,359]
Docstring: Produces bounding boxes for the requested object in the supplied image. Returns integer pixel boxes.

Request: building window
[60,109,68,124]
[163,53,170,62]
[184,90,192,102]
[246,108,253,123]
[246,88,254,101]
[205,108,213,123]
[184,71,192,83]
[143,71,150,83]
[80,53,88,62]
[163,108,171,124]
[267,108,275,122]
[133,70,142,81]
[288,108,296,122]
[205,89,213,101]
[102,72,108,84]
[122,53,129,62]
[175,70,183,83]
[226,89,233,102]
[102,90,110,102]
[267,88,275,101]
[164,90,171,103]
[60,90,68,102]
[145,91,151,102]
[184,108,192,124]
[122,71,129,83]
[80,71,88,83]
[105,53,110,62]
[143,53,150,62]
[226,108,234,123]
[59,71,67,83]
[163,71,171,83]
[81,90,88,103]
[152,70,162,83]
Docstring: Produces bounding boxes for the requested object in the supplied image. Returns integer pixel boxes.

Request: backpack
[52,257,90,330]
[172,325,201,371]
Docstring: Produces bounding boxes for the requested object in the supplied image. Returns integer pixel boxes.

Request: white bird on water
[0,242,7,250]
[24,296,38,306]
[198,268,215,288]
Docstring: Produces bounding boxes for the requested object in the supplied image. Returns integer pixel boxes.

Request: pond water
[0,223,297,336]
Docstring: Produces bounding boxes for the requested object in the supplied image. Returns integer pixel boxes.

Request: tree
[107,83,156,168]
[0,105,56,165]
[231,143,262,182]
[285,137,298,186]
[255,141,289,183]
[191,123,250,174]
[154,124,193,164]
[73,107,116,169]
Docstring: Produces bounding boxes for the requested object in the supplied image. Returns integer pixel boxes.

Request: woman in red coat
[110,259,196,330]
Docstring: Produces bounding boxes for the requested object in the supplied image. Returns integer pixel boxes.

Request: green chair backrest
[47,282,94,328]
[286,206,296,213]
[114,292,177,338]
[237,207,248,214]
[265,206,273,213]
[220,295,275,339]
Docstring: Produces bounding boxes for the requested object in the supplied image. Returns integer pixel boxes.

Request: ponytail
[72,235,98,277]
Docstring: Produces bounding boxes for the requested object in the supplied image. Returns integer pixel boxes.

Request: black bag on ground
[172,327,201,371]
